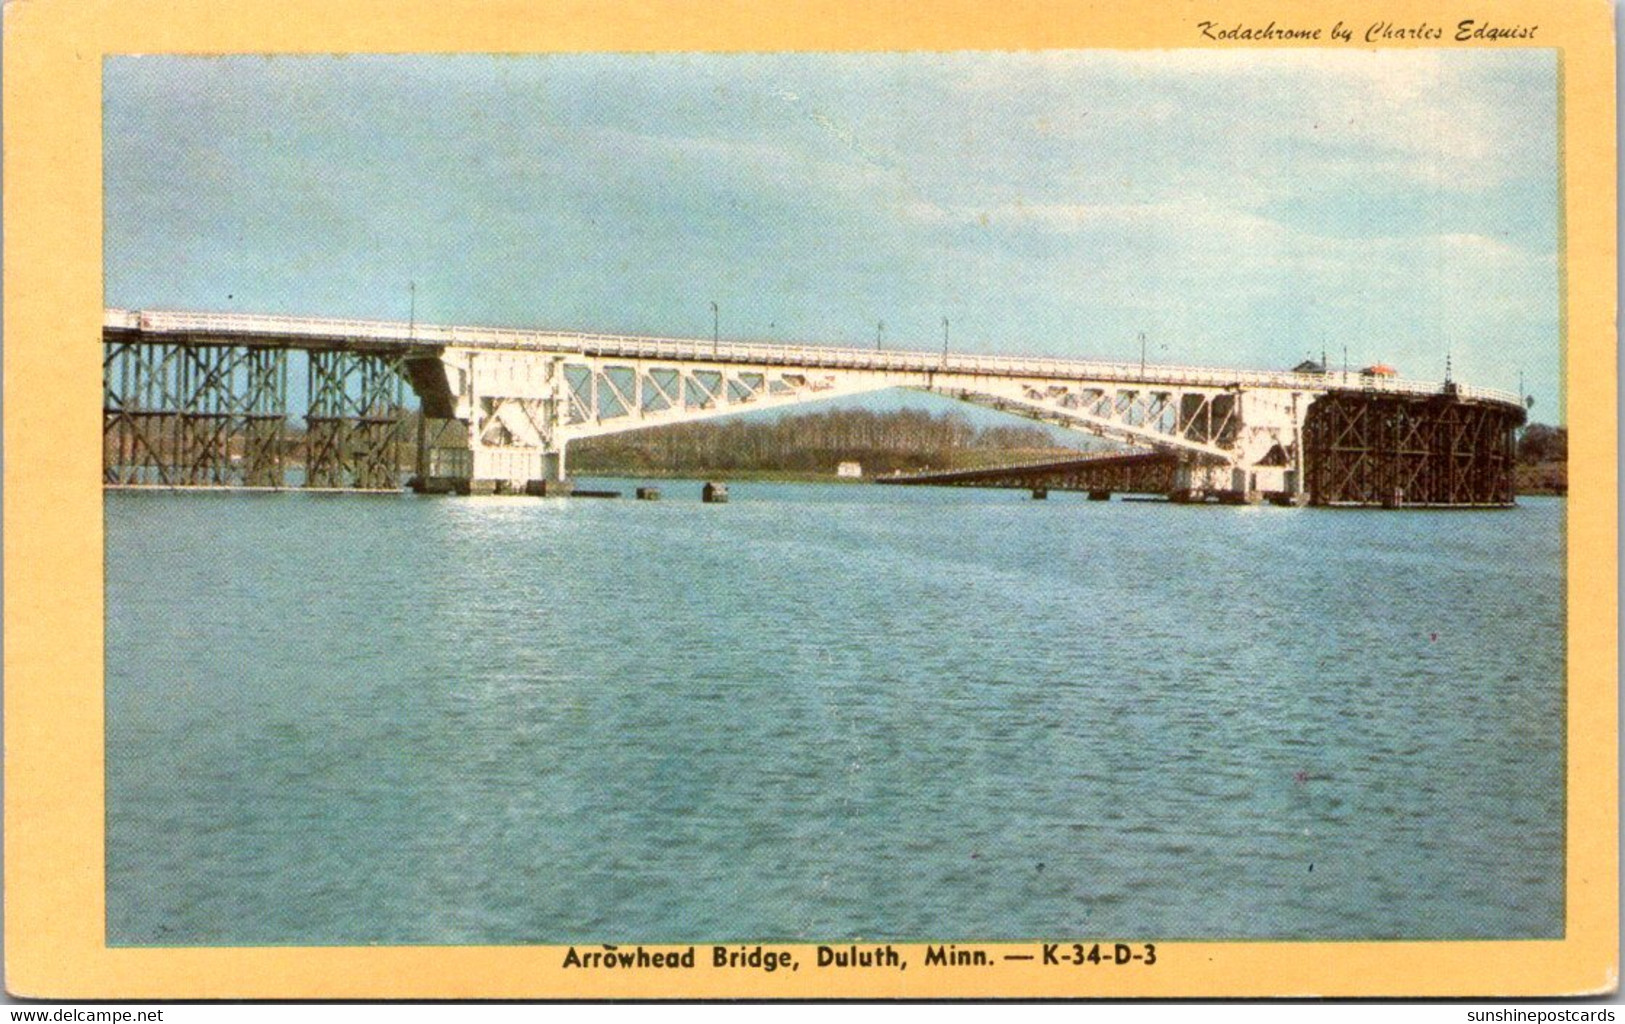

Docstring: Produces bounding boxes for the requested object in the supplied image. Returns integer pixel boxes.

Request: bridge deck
[877,450,1173,484]
[104,308,1522,408]
[875,450,1181,494]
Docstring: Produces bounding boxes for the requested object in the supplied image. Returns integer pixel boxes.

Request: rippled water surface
[105,483,1565,944]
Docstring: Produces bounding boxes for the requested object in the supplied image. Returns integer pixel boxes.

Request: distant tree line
[1517,423,1566,464]
[571,408,1065,475]
[141,410,1568,478]
[1515,423,1566,496]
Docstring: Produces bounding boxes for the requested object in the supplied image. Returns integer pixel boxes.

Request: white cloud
[947,49,1551,193]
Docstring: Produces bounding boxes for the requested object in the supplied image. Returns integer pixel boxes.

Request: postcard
[3,0,1615,1000]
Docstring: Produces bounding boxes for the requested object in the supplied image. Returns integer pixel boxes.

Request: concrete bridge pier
[542,449,568,487]
[1168,460,1258,504]
[407,349,579,496]
[1162,388,1308,504]
[462,444,571,496]
[523,449,572,496]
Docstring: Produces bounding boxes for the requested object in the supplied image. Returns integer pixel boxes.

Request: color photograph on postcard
[96,46,1569,956]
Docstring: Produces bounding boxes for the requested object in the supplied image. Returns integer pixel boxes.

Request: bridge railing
[104,308,1522,408]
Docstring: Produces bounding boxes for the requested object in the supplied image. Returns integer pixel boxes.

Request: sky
[103,50,1562,421]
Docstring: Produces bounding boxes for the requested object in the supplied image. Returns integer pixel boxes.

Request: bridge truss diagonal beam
[557,360,900,439]
[928,382,1242,461]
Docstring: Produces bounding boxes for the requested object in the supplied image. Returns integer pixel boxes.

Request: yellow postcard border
[3,0,1616,1000]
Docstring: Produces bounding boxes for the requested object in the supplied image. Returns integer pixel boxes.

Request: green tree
[1517,423,1567,463]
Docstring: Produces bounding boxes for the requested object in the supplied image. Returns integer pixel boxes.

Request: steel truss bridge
[103,308,1526,507]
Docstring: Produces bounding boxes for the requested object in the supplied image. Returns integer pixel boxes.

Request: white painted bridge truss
[105,308,1518,496]
[450,349,1310,491]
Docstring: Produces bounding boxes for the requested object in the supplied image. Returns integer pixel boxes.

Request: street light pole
[877,320,884,352]
[942,317,949,365]
[711,301,719,356]
[1139,331,1146,377]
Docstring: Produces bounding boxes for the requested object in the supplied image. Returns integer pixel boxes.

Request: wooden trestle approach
[102,309,1527,507]
[102,336,412,490]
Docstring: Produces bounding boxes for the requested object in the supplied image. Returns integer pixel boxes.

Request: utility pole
[711,301,719,356]
[409,280,416,339]
[1139,331,1147,377]
[877,320,885,352]
[942,317,950,365]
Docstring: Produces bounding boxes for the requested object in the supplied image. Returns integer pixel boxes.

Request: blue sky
[104,50,1562,420]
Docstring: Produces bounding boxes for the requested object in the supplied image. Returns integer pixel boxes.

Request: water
[104,483,1566,945]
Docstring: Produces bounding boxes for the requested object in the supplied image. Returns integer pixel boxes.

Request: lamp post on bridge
[711,301,719,356]
[409,280,420,481]
[942,317,949,366]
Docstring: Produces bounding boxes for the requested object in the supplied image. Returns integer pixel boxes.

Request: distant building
[1292,359,1327,374]
[836,461,863,478]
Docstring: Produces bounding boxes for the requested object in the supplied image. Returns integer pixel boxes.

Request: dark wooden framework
[104,337,410,490]
[1302,390,1522,507]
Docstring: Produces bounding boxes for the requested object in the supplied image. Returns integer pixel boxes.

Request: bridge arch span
[102,308,1525,504]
